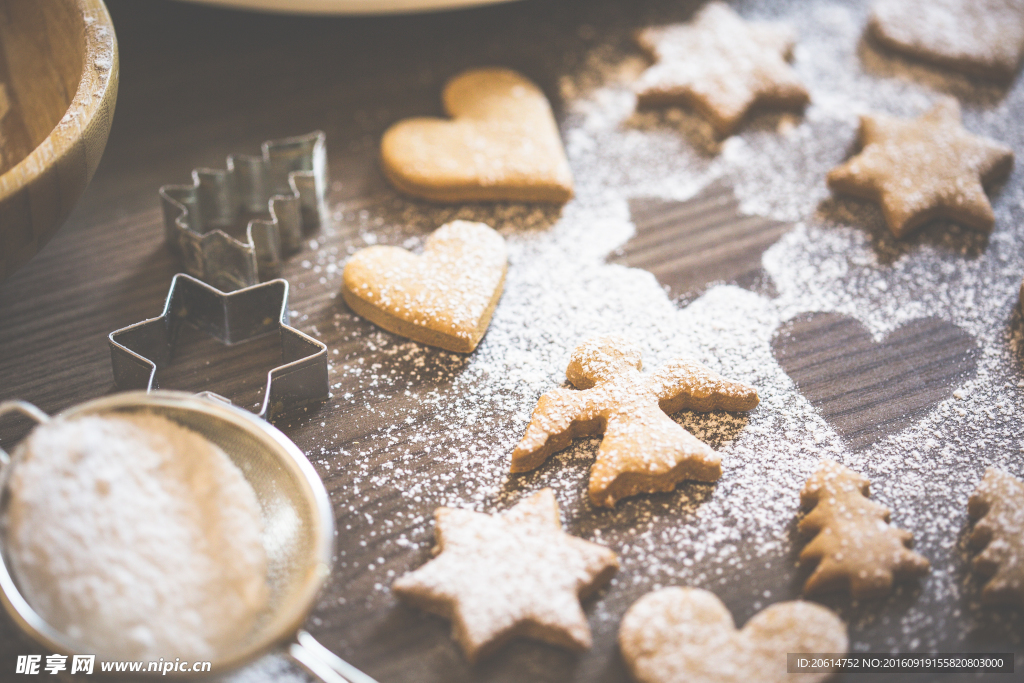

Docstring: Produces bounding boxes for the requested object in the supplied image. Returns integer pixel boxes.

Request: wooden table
[1,1,1021,681]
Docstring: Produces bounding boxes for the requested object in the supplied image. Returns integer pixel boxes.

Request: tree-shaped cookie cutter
[160,131,328,292]
[108,273,328,421]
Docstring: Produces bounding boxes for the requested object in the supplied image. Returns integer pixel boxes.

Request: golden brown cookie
[511,335,759,507]
[826,99,1013,238]
[633,2,810,136]
[391,488,618,662]
[618,587,848,683]
[341,220,507,353]
[868,0,1024,82]
[380,68,574,204]
[967,467,1024,608]
[798,460,930,599]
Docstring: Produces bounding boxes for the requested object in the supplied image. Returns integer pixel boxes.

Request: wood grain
[0,2,1019,682]
[0,0,118,281]
[608,182,790,302]
[772,312,979,450]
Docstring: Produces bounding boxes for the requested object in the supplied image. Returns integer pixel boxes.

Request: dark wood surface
[1,1,1022,682]
[772,313,980,452]
[609,183,790,303]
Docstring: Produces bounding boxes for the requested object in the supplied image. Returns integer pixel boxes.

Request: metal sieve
[0,391,377,683]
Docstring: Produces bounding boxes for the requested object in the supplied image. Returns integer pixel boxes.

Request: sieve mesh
[0,391,333,675]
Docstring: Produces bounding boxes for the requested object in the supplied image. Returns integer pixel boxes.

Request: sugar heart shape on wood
[618,587,847,683]
[380,68,574,204]
[341,220,507,353]
[772,312,979,450]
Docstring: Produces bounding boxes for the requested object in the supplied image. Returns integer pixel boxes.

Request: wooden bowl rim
[0,0,118,201]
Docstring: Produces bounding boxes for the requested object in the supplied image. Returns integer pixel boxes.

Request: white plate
[173,0,522,15]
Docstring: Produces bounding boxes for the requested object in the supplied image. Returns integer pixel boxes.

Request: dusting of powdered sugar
[275,0,1024,674]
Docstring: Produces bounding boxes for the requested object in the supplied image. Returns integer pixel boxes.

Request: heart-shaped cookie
[341,220,507,353]
[380,68,574,204]
[772,312,978,450]
[619,587,847,683]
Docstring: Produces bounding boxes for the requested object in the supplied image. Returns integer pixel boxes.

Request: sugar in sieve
[0,391,377,683]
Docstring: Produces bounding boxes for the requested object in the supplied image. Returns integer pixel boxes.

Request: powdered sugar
[283,0,1024,671]
[6,414,269,661]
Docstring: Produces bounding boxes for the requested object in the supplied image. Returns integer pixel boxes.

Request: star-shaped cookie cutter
[160,131,328,292]
[108,273,328,421]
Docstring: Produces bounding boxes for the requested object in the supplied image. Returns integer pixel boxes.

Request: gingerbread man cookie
[392,489,618,662]
[633,2,810,136]
[798,460,930,599]
[619,587,848,683]
[341,220,507,353]
[869,0,1024,82]
[827,99,1013,238]
[968,467,1024,608]
[511,336,759,507]
[380,68,574,204]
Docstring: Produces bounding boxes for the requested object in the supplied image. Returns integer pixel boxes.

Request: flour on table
[286,0,1024,663]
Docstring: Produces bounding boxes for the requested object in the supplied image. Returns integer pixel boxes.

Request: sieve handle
[0,401,50,469]
[288,630,380,683]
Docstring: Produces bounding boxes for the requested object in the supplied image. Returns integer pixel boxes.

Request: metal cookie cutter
[161,131,328,292]
[108,273,328,421]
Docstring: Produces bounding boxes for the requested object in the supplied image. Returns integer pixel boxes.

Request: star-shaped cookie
[633,2,810,136]
[827,99,1014,238]
[392,489,618,662]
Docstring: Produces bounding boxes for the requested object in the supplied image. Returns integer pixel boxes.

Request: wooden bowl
[0,0,118,282]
